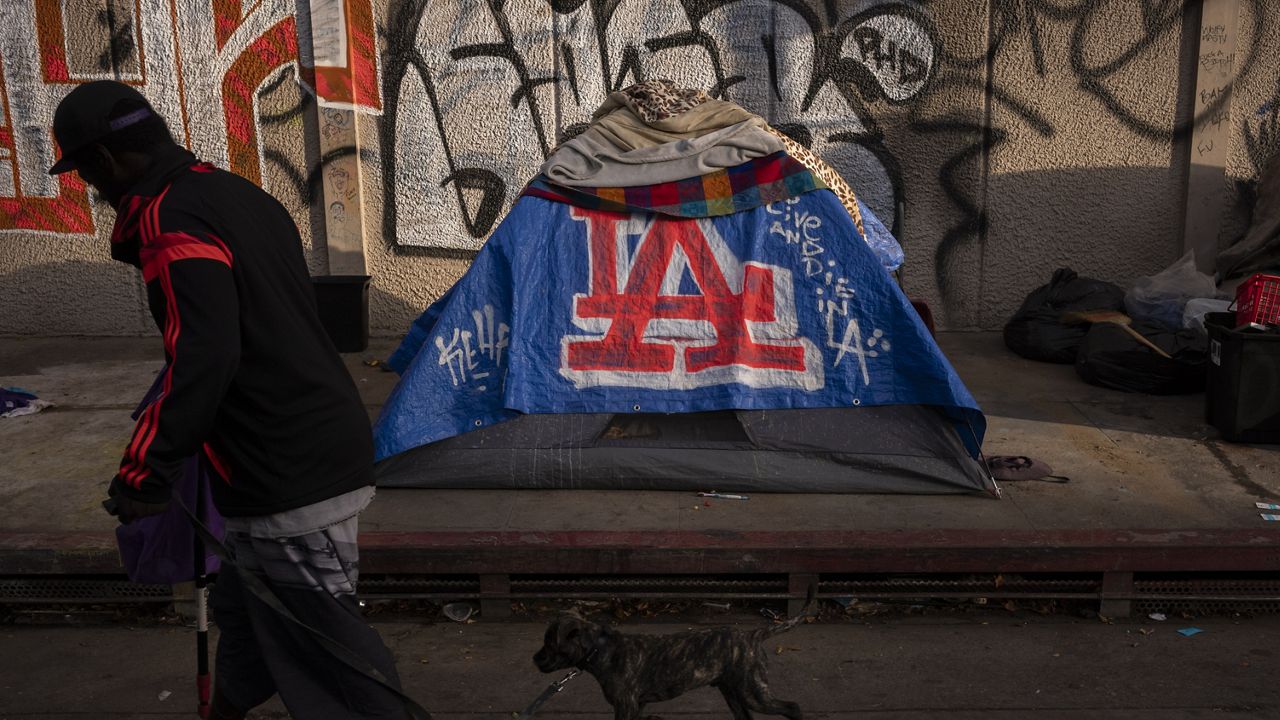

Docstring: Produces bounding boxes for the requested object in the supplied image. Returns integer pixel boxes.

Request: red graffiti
[307,0,381,110]
[566,208,807,376]
[0,53,93,234]
[222,16,299,185]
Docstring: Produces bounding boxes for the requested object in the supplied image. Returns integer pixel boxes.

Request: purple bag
[114,371,224,584]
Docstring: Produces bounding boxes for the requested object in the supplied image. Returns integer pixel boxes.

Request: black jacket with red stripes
[108,146,373,517]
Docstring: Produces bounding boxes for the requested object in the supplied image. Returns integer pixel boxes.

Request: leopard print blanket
[600,80,712,123]
[762,126,866,238]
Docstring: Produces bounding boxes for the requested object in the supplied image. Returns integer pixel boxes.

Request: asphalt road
[2,607,1276,719]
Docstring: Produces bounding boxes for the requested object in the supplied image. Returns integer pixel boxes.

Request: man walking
[50,80,407,719]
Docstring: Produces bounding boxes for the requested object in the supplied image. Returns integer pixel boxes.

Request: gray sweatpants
[210,516,407,719]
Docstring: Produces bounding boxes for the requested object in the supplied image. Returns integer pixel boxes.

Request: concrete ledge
[5,527,1280,576]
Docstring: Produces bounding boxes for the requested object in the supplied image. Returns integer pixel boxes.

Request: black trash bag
[1075,322,1207,394]
[1004,268,1126,364]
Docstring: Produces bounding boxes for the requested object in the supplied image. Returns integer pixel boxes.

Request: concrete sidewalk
[1,612,1277,718]
[2,332,1279,581]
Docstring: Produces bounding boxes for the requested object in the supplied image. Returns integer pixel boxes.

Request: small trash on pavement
[158,690,172,701]
[1177,627,1204,637]
[702,601,730,610]
[698,492,749,500]
[443,602,477,623]
[1149,613,1167,621]
[1,388,53,418]
[1262,514,1280,522]
[1256,502,1280,510]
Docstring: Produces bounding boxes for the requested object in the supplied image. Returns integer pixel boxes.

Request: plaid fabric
[523,151,828,218]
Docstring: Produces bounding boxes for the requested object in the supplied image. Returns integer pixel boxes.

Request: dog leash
[106,495,437,719]
[515,667,582,719]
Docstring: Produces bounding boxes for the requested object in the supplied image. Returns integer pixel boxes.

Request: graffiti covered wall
[1,0,1278,336]
[0,0,381,334]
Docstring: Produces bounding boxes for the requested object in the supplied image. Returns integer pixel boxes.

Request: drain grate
[1134,576,1280,615]
[0,578,172,604]
[5,573,1280,615]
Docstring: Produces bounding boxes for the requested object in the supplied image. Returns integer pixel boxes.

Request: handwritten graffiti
[380,0,939,251]
[436,303,510,389]
[765,196,879,383]
[560,207,822,390]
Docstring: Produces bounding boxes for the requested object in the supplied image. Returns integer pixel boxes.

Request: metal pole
[194,470,210,718]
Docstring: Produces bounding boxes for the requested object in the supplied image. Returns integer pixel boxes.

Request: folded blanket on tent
[526,151,826,217]
[547,80,887,266]
[375,178,983,461]
[541,120,785,188]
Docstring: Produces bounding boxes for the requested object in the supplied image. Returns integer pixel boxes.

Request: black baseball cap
[48,80,158,175]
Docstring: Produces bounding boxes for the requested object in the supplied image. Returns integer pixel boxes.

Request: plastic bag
[1004,268,1126,363]
[1182,298,1233,335]
[1125,251,1218,330]
[857,199,904,272]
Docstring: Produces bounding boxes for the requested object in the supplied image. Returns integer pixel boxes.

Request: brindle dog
[532,592,813,719]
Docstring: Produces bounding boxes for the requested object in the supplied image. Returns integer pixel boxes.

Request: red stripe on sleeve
[202,443,233,485]
[121,262,182,489]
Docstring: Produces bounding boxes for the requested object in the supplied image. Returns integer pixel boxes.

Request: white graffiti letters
[436,304,510,389]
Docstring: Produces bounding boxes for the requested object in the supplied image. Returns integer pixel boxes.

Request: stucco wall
[0,0,1277,337]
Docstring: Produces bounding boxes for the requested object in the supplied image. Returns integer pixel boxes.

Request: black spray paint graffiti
[1244,77,1280,176]
[912,0,1269,312]
[376,0,1271,318]
[255,67,379,221]
[96,3,136,73]
[379,0,938,253]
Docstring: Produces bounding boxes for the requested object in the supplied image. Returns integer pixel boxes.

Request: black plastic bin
[1205,312,1280,443]
[312,275,370,353]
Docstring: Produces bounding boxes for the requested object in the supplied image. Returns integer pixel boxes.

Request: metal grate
[1134,576,1280,616]
[358,576,480,599]
[819,575,1100,597]
[0,578,172,604]
[5,573,1280,616]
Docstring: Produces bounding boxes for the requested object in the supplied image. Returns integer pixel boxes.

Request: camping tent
[372,159,993,495]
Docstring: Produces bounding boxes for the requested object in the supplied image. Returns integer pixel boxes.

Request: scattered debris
[697,492,749,500]
[760,608,781,621]
[1149,613,1167,622]
[701,602,730,611]
[1,388,53,418]
[363,358,383,368]
[1138,628,1154,636]
[774,645,801,655]
[1261,514,1280,522]
[442,602,477,623]
[1256,502,1280,510]
[1178,627,1204,637]
[157,690,172,702]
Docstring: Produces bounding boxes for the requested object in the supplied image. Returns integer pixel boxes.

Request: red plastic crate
[1235,273,1280,327]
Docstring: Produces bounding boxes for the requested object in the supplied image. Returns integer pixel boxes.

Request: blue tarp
[376,191,982,461]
